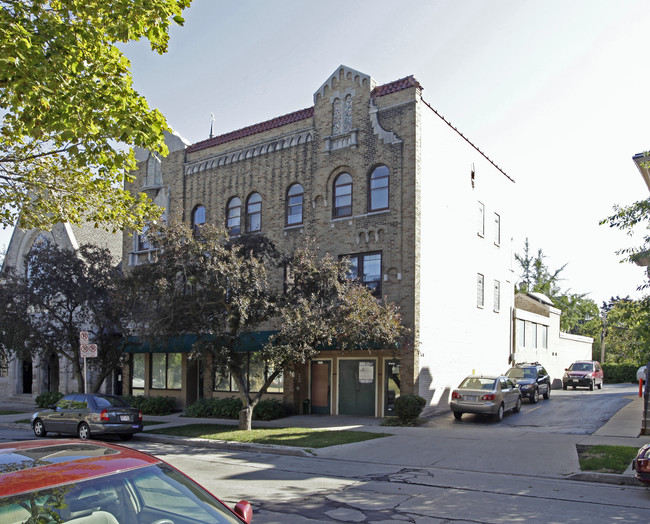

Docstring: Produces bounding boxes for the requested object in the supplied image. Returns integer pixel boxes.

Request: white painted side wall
[417,101,516,407]
[514,307,593,388]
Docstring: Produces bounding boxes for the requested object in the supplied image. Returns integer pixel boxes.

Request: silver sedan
[450,375,522,422]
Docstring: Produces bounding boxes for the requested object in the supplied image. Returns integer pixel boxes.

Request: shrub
[184,397,242,419]
[35,391,63,408]
[394,394,426,424]
[253,399,287,421]
[124,395,176,415]
[184,397,289,421]
[601,363,639,384]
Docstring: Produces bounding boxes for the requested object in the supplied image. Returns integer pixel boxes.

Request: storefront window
[132,353,145,393]
[151,353,182,390]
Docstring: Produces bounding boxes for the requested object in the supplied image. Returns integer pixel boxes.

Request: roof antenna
[209,113,215,139]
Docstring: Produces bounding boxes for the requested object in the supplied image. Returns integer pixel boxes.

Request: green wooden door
[338,360,376,416]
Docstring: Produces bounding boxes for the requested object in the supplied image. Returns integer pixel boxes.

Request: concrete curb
[136,431,313,457]
[568,472,642,487]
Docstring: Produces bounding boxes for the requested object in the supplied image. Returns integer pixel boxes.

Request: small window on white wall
[477,202,485,237]
[540,325,548,349]
[477,273,484,307]
[493,280,500,312]
[494,213,501,246]
[516,319,525,347]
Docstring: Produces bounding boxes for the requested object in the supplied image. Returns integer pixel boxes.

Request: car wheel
[543,384,551,400]
[33,419,47,438]
[77,422,91,440]
[494,404,504,422]
[530,388,539,404]
[513,396,522,413]
[589,380,594,391]
[119,433,134,441]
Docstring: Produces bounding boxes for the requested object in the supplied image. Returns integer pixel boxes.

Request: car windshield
[505,368,536,379]
[0,463,242,524]
[459,377,496,390]
[569,363,593,372]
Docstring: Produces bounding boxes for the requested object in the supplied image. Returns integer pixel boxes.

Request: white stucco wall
[417,99,516,406]
[513,306,593,389]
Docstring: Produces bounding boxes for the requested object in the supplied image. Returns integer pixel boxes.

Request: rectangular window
[531,323,538,348]
[516,319,525,347]
[540,325,548,349]
[150,353,182,390]
[493,280,500,312]
[214,355,283,393]
[477,202,485,237]
[343,252,382,297]
[494,213,501,246]
[132,353,145,391]
[477,273,484,308]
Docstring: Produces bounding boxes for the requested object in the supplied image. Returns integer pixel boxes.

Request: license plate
[464,395,477,401]
[120,415,131,422]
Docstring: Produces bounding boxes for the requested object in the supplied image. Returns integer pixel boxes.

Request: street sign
[80,344,98,358]
[79,331,89,345]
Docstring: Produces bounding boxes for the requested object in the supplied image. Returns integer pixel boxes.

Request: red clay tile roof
[187,107,314,153]
[187,76,420,154]
[371,75,421,97]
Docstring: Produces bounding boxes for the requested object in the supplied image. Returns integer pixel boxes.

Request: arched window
[286,184,303,226]
[333,173,353,218]
[226,197,241,236]
[246,192,262,233]
[191,205,206,231]
[369,165,389,212]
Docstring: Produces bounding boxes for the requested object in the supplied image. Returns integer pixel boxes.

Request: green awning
[123,331,275,354]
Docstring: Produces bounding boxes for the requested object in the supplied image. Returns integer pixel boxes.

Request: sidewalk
[1,390,648,486]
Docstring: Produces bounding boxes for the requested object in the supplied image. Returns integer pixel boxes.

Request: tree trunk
[238,405,253,431]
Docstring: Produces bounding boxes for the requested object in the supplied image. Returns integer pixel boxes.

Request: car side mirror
[234,501,253,523]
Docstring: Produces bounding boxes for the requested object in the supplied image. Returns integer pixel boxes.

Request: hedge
[601,363,644,384]
[184,397,290,421]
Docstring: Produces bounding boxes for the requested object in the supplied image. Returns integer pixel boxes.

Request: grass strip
[577,444,639,474]
[147,423,390,448]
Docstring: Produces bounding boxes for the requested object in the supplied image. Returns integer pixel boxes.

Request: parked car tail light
[100,409,110,422]
[481,394,495,401]
[451,391,462,399]
[138,410,142,421]
[637,458,650,473]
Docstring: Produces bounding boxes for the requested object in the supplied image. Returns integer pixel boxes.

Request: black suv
[505,362,551,403]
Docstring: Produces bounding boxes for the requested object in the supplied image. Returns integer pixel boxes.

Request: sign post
[80,332,98,393]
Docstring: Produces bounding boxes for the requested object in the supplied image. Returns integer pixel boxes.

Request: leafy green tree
[0,241,128,392]
[126,221,408,430]
[515,238,600,334]
[600,296,650,364]
[602,196,650,290]
[0,0,191,231]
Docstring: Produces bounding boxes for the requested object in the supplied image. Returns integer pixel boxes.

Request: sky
[2,0,649,306]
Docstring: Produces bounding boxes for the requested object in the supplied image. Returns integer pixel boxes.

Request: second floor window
[344,252,382,297]
[477,273,484,307]
[369,165,389,212]
[192,205,206,231]
[333,173,353,218]
[286,183,303,226]
[137,225,150,251]
[227,197,241,236]
[246,193,262,232]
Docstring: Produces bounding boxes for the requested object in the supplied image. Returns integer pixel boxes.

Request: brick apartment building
[123,65,517,416]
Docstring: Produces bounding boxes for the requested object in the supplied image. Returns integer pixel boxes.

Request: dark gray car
[32,394,143,440]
